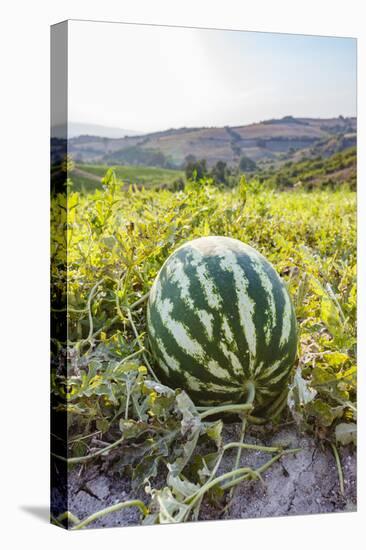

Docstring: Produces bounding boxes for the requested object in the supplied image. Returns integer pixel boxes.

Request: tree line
[184,155,257,187]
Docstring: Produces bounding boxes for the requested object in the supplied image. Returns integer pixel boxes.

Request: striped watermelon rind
[147,236,297,416]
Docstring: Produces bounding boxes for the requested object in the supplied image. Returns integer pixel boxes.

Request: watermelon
[147,236,297,416]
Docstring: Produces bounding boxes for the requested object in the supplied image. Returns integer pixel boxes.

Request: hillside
[65,145,356,195]
[69,164,184,192]
[258,146,356,190]
[68,116,356,168]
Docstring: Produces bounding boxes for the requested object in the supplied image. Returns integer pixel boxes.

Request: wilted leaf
[167,472,200,500]
[132,455,161,488]
[306,400,343,427]
[119,418,149,439]
[144,380,175,397]
[335,422,357,446]
[96,418,110,433]
[289,367,317,407]
[204,419,223,448]
[169,427,201,477]
[174,391,200,434]
[151,487,191,524]
[165,392,203,476]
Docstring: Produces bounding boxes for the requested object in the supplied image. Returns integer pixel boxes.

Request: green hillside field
[258,146,356,190]
[69,163,184,192]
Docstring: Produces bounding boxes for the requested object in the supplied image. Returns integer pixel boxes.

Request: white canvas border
[0,1,364,549]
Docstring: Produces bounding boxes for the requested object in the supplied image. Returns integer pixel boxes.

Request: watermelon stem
[223,441,287,453]
[230,382,256,497]
[245,381,256,405]
[185,448,301,518]
[125,308,160,383]
[52,435,125,464]
[114,280,158,383]
[129,290,150,310]
[246,414,268,425]
[263,386,290,419]
[184,467,257,508]
[330,442,344,496]
[57,500,149,530]
[51,510,80,528]
[221,448,301,491]
[75,277,106,351]
[199,403,254,420]
[192,383,256,519]
[191,442,272,518]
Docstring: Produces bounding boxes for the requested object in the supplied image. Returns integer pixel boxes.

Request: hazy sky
[68,20,356,134]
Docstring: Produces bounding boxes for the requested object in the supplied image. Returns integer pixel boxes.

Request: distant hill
[55,122,143,139]
[67,116,356,169]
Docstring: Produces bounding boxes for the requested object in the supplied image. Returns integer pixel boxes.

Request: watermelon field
[51,169,356,528]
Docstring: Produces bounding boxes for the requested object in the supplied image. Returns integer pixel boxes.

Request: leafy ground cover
[51,171,356,527]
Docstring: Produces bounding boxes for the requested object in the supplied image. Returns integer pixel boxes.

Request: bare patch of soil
[64,425,356,529]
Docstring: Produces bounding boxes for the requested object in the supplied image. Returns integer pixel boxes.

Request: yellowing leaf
[324,352,349,366]
[321,296,342,334]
